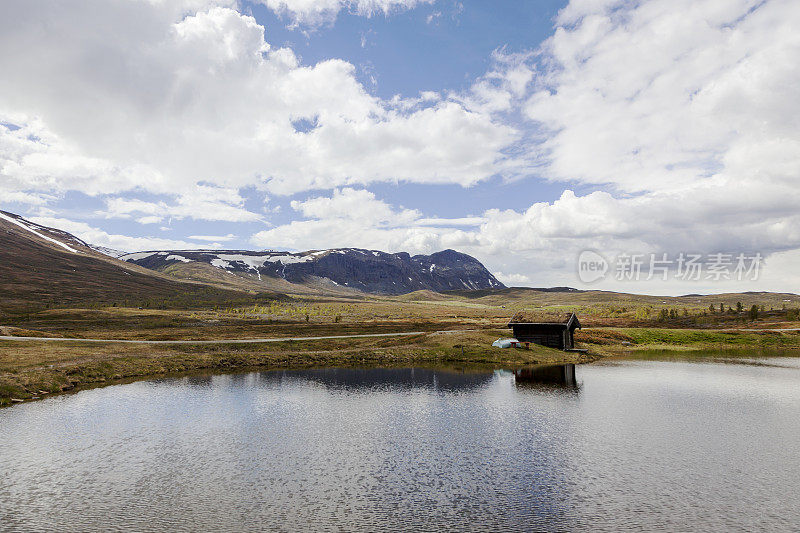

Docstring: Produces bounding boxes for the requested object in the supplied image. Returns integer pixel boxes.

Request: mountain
[0,210,245,312]
[89,244,127,258]
[0,209,505,309]
[0,210,90,252]
[120,248,505,295]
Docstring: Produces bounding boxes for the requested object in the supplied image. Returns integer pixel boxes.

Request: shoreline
[4,324,800,408]
[0,330,598,407]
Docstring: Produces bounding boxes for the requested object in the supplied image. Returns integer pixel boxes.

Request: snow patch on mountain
[0,211,80,253]
[165,254,192,263]
[120,247,505,294]
[91,245,128,258]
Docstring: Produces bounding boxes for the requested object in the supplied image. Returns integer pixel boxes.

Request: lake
[2,355,800,531]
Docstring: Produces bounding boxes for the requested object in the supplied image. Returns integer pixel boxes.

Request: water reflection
[514,364,578,389]
[268,366,496,391]
[2,359,800,532]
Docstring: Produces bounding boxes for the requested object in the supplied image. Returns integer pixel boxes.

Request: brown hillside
[0,215,255,313]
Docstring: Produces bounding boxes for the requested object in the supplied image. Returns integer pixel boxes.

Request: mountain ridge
[119,247,506,295]
[0,209,505,300]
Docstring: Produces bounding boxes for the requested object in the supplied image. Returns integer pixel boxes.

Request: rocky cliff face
[120,248,505,294]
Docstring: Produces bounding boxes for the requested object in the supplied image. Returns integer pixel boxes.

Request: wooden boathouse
[507,311,581,350]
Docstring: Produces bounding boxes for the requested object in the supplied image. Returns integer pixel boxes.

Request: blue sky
[249,0,565,97]
[233,0,579,229]
[1,0,799,294]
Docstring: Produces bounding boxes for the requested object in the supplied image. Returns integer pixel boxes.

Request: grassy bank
[0,330,595,407]
[576,327,800,355]
[5,300,800,408]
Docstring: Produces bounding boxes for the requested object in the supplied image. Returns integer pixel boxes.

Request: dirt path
[731,328,800,332]
[0,330,464,345]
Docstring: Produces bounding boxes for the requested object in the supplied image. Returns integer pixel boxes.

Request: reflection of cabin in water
[507,311,581,350]
[515,364,577,387]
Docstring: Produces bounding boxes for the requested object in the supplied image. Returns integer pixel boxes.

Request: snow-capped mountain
[120,248,505,294]
[89,245,128,258]
[0,210,126,258]
[0,210,233,310]
[0,210,87,253]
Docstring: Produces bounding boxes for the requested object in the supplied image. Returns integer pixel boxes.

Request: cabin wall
[511,325,568,349]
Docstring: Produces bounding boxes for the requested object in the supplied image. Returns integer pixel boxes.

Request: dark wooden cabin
[507,311,581,350]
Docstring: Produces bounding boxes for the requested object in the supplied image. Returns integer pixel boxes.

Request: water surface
[2,357,800,531]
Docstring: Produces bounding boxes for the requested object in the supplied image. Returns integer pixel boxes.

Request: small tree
[749,305,759,320]
[736,302,743,313]
[720,303,725,313]
[709,304,715,313]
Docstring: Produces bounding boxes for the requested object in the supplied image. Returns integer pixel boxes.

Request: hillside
[154,260,366,298]
[446,286,800,310]
[0,210,257,313]
[120,248,505,295]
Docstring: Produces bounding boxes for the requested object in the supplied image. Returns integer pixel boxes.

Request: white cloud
[465,0,800,291]
[290,187,420,225]
[259,0,434,28]
[0,190,53,206]
[250,182,800,294]
[136,215,165,225]
[4,0,800,295]
[526,0,800,195]
[493,272,534,286]
[416,216,485,227]
[28,216,212,252]
[99,186,262,223]
[456,50,535,115]
[189,233,236,241]
[251,187,473,252]
[0,1,511,201]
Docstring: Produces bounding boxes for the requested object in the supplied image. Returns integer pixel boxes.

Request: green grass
[0,329,596,407]
[624,327,800,346]
[578,327,800,354]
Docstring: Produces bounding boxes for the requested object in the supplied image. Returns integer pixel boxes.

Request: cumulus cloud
[250,181,800,294]
[493,272,534,286]
[475,0,800,290]
[290,187,420,225]
[526,0,800,194]
[189,234,236,241]
[3,0,800,294]
[0,0,512,205]
[28,217,212,253]
[251,187,486,253]
[259,0,435,28]
[99,186,263,223]
[259,3,800,294]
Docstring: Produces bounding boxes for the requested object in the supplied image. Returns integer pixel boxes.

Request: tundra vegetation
[2,287,800,406]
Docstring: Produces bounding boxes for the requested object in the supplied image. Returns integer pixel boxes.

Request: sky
[1,0,799,295]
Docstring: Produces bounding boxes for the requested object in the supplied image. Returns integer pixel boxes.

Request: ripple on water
[1,362,800,532]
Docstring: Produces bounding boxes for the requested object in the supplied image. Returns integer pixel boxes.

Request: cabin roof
[507,311,580,328]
